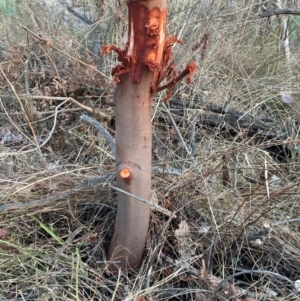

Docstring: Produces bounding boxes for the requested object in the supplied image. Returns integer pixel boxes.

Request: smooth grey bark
[107,71,153,270]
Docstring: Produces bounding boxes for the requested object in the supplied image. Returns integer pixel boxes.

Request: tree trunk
[108,72,153,270]
[107,0,167,270]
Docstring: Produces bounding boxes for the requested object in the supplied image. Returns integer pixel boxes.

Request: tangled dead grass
[1,0,300,300]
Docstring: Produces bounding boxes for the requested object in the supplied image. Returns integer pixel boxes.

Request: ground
[0,0,300,300]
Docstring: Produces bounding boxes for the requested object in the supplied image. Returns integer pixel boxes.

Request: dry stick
[64,3,94,25]
[81,114,116,157]
[58,0,100,62]
[0,172,174,216]
[49,227,82,265]
[145,210,177,289]
[274,217,300,225]
[213,269,295,301]
[235,180,300,239]
[163,253,201,278]
[24,59,30,94]
[0,99,68,157]
[0,107,82,115]
[152,166,182,176]
[0,94,110,120]
[240,191,300,197]
[29,95,110,121]
[13,165,109,195]
[109,184,174,217]
[187,112,199,157]
[259,7,300,18]
[0,67,44,160]
[21,25,111,81]
[161,102,194,160]
[111,269,122,301]
[0,174,114,213]
[224,168,276,237]
[273,0,292,76]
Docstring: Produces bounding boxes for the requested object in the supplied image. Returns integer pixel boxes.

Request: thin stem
[81,114,116,157]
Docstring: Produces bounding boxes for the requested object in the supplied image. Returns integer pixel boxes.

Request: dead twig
[145,210,177,289]
[161,103,194,160]
[2,94,109,121]
[0,99,68,157]
[0,67,43,159]
[81,114,116,157]
[109,184,175,217]
[21,25,111,81]
[49,227,82,265]
[29,95,110,121]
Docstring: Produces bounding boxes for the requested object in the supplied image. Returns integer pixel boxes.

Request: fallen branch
[29,95,110,121]
[259,7,300,18]
[0,93,110,121]
[169,97,286,140]
[213,268,295,301]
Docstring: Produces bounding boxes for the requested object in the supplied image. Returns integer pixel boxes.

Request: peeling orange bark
[102,2,195,100]
[102,0,196,270]
[156,62,197,92]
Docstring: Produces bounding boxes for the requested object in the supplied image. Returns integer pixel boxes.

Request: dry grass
[1,0,300,300]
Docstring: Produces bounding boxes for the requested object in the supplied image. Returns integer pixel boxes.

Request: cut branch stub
[120,167,131,179]
[118,163,133,183]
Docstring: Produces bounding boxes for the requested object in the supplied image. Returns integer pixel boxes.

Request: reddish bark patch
[192,33,210,61]
[127,2,149,83]
[156,62,196,101]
